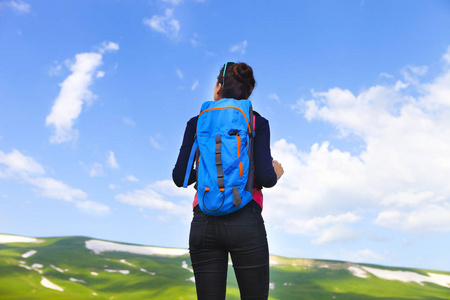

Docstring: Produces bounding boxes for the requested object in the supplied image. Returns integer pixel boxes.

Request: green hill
[1,233,449,299]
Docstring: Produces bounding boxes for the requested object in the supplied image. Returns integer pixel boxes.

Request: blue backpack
[183,98,255,216]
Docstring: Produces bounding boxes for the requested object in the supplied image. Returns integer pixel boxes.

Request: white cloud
[144,9,180,40]
[406,65,428,76]
[1,0,30,13]
[75,200,110,214]
[96,71,105,78]
[108,184,117,190]
[287,212,361,233]
[48,62,63,77]
[230,40,247,54]
[45,42,118,144]
[191,80,199,91]
[149,135,165,150]
[124,174,139,182]
[401,64,428,85]
[421,67,450,109]
[123,118,136,127]
[115,181,191,216]
[283,212,362,245]
[380,72,394,79]
[190,33,200,47]
[376,204,450,232]
[381,190,437,208]
[27,177,87,202]
[45,53,101,143]
[150,180,194,197]
[89,163,105,177]
[0,149,45,178]
[313,224,362,245]
[268,93,280,103]
[161,0,182,5]
[272,47,450,243]
[0,149,108,213]
[266,139,367,215]
[176,68,183,79]
[107,151,120,169]
[443,45,450,64]
[98,41,120,54]
[341,249,384,263]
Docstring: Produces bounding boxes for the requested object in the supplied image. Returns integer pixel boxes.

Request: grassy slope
[0,235,449,299]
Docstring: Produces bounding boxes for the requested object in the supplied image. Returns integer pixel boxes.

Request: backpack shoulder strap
[183,138,198,188]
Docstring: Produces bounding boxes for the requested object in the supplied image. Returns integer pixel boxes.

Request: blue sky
[1,0,450,271]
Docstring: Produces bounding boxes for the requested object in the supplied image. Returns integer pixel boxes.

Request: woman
[173,62,283,300]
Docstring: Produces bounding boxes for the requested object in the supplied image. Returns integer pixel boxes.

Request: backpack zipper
[227,130,243,177]
[199,106,252,134]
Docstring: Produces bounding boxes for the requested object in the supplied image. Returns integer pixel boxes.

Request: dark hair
[217,62,256,100]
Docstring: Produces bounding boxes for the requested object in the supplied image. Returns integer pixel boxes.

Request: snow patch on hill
[70,277,86,284]
[140,268,156,275]
[22,250,37,258]
[361,266,450,288]
[19,264,32,270]
[120,259,135,267]
[348,266,368,278]
[105,269,130,274]
[182,260,195,282]
[182,260,193,273]
[32,263,44,274]
[85,239,189,256]
[41,277,64,292]
[0,234,43,244]
[50,264,67,273]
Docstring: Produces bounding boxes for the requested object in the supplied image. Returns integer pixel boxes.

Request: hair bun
[232,63,255,88]
[218,61,255,99]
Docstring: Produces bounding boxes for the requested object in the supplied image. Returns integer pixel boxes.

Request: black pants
[189,201,269,300]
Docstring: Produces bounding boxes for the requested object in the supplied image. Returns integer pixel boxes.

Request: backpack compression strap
[215,134,225,190]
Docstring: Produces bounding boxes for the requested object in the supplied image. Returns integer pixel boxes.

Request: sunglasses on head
[222,61,235,88]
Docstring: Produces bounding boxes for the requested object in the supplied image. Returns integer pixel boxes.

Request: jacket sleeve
[253,114,278,188]
[172,116,198,187]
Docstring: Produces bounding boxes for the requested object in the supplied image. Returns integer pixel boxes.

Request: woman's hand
[273,160,284,180]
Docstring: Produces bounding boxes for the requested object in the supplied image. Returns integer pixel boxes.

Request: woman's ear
[214,83,222,100]
[216,83,222,95]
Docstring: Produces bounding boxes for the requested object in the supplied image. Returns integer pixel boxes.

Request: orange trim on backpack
[237,134,243,176]
[205,187,210,192]
[199,106,252,134]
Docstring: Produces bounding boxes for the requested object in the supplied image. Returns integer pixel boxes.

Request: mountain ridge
[1,233,449,299]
